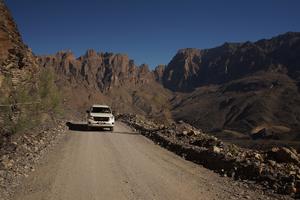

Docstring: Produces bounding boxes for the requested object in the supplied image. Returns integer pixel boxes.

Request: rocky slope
[1,0,300,198]
[0,0,62,137]
[0,2,68,199]
[38,50,172,118]
[162,33,300,141]
[39,50,154,92]
[0,0,40,135]
[162,32,300,92]
[0,120,67,200]
[38,32,300,144]
[170,72,300,138]
[39,32,300,143]
[120,114,300,198]
[0,0,38,90]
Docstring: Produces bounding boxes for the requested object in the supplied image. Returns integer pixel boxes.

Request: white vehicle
[87,104,115,131]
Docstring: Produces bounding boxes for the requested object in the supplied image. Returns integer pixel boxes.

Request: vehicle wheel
[110,127,114,132]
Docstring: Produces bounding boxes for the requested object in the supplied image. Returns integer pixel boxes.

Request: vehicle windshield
[91,107,111,113]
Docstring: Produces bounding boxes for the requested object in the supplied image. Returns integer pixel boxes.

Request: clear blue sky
[5,0,300,68]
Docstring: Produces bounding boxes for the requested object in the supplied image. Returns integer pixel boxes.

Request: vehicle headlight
[110,116,114,121]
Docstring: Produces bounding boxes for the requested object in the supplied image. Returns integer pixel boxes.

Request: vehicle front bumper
[87,119,115,128]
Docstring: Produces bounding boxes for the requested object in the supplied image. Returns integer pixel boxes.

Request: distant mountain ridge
[38,32,300,139]
[161,32,300,92]
[38,49,172,118]
[39,31,300,94]
[39,49,154,92]
[163,32,300,140]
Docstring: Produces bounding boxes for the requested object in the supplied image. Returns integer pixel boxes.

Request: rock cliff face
[0,0,38,88]
[153,64,166,84]
[166,32,300,139]
[163,48,202,91]
[0,1,62,137]
[0,0,40,135]
[0,0,26,61]
[38,50,171,117]
[38,32,300,139]
[162,32,300,92]
[39,50,154,92]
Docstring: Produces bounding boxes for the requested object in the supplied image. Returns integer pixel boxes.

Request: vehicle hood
[89,113,113,118]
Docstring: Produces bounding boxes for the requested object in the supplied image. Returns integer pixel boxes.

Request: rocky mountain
[2,1,300,198]
[0,0,39,134]
[38,50,172,118]
[0,0,60,136]
[162,32,300,92]
[165,32,300,141]
[38,32,300,142]
[0,0,38,89]
[39,50,154,91]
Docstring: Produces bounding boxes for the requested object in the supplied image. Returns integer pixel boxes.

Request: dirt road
[12,122,278,200]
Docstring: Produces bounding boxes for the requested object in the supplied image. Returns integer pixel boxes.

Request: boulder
[267,147,300,165]
[211,146,221,154]
[251,128,275,140]
[295,180,300,194]
[285,183,297,194]
[268,160,276,167]
[254,153,263,162]
[182,130,188,136]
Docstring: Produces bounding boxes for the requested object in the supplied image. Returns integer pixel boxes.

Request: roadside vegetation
[0,68,62,136]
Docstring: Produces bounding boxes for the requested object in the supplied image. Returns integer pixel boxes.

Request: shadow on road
[66,122,110,132]
[66,122,90,131]
[66,122,140,135]
[113,131,140,136]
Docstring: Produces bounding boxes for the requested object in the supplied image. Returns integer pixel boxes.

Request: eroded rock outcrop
[0,2,67,199]
[38,50,154,92]
[162,33,300,92]
[166,33,300,137]
[153,64,165,83]
[0,0,39,135]
[0,0,38,84]
[38,50,172,116]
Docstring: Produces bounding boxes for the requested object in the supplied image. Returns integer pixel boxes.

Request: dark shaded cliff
[162,32,300,92]
[165,32,300,139]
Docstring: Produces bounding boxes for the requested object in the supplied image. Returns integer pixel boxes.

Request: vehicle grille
[94,117,109,122]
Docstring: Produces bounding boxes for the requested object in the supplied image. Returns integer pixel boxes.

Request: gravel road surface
[12,122,278,200]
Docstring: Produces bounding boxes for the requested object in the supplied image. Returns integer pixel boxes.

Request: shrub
[38,68,62,114]
[0,67,62,136]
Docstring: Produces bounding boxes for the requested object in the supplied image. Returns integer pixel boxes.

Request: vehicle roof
[91,104,110,108]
